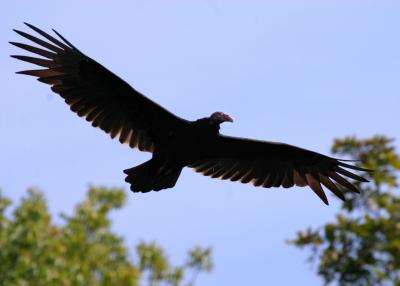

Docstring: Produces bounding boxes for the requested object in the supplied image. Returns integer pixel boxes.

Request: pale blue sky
[1,1,399,285]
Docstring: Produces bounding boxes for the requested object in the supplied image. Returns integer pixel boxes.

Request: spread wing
[189,135,371,205]
[11,23,188,152]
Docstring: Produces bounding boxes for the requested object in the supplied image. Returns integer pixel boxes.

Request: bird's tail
[123,159,182,193]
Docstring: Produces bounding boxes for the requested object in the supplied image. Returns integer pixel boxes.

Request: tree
[0,186,212,286]
[289,136,400,286]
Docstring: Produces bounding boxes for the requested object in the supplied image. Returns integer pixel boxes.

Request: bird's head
[210,111,234,124]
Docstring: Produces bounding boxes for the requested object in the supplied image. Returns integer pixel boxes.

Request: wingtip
[314,189,330,205]
[337,159,361,162]
[51,28,77,50]
[15,70,38,76]
[322,199,329,206]
[52,28,62,38]
[336,196,346,203]
[13,29,25,37]
[337,161,374,173]
[24,22,39,31]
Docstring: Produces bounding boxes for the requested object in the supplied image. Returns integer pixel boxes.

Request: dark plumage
[11,23,371,205]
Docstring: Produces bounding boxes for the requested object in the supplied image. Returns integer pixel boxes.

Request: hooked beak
[223,114,234,123]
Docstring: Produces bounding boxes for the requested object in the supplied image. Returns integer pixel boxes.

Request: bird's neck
[193,118,221,133]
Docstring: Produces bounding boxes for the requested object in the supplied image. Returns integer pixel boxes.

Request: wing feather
[11,23,188,152]
[306,173,328,205]
[263,171,277,188]
[9,42,57,59]
[320,175,345,201]
[190,135,370,205]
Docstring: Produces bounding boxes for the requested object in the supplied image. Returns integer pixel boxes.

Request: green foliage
[0,186,212,286]
[289,136,400,286]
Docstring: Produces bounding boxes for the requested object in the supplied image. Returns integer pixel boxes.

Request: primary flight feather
[11,23,371,205]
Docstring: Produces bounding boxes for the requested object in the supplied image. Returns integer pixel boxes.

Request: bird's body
[158,118,220,165]
[11,23,371,205]
[125,117,222,193]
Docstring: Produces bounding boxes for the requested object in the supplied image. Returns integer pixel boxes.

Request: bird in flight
[11,23,371,205]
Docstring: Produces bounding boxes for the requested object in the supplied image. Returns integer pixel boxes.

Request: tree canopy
[0,186,212,286]
[289,136,400,286]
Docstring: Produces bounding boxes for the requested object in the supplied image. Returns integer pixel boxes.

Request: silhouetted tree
[289,136,400,286]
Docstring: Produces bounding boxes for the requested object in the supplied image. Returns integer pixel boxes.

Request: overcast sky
[2,1,399,285]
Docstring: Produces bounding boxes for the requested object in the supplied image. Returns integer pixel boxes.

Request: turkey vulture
[11,23,371,205]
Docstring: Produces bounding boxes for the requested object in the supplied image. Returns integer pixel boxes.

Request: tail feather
[124,159,182,193]
[152,169,182,191]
